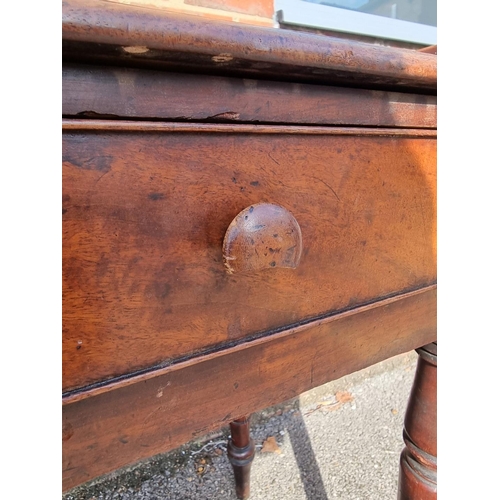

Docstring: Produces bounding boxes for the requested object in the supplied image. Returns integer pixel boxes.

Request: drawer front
[62,123,436,392]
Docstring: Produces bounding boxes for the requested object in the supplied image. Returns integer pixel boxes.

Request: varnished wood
[62,64,437,128]
[62,286,436,491]
[63,125,436,392]
[228,417,255,499]
[419,45,437,55]
[398,343,437,499]
[223,203,303,274]
[62,119,436,136]
[63,286,435,405]
[62,0,436,92]
[278,21,427,51]
[62,6,437,496]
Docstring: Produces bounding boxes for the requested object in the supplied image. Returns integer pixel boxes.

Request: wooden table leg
[228,416,255,500]
[398,342,437,499]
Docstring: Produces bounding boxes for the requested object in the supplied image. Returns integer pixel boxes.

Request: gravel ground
[63,351,417,500]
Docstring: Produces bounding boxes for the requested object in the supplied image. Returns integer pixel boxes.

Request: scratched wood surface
[62,285,436,491]
[62,64,437,128]
[62,123,436,393]
[62,0,437,93]
[61,4,438,495]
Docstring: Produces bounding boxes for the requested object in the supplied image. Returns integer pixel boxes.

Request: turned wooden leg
[228,416,255,500]
[398,342,437,499]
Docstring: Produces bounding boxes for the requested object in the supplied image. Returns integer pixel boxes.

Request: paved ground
[63,351,417,500]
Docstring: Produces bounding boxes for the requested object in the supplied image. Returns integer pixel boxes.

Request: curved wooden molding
[223,203,303,274]
[62,120,437,137]
[62,0,437,92]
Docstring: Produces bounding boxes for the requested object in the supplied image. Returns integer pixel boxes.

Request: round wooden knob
[222,203,303,274]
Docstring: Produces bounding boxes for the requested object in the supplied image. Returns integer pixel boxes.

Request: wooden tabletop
[62,0,436,93]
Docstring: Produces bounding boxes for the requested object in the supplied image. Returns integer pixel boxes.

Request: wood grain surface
[62,285,436,491]
[62,123,436,393]
[62,64,437,128]
[62,121,436,136]
[62,0,437,92]
[62,4,438,495]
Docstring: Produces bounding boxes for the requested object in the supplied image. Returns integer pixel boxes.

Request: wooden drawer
[63,121,436,393]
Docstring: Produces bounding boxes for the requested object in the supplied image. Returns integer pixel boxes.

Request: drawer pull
[223,203,303,274]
